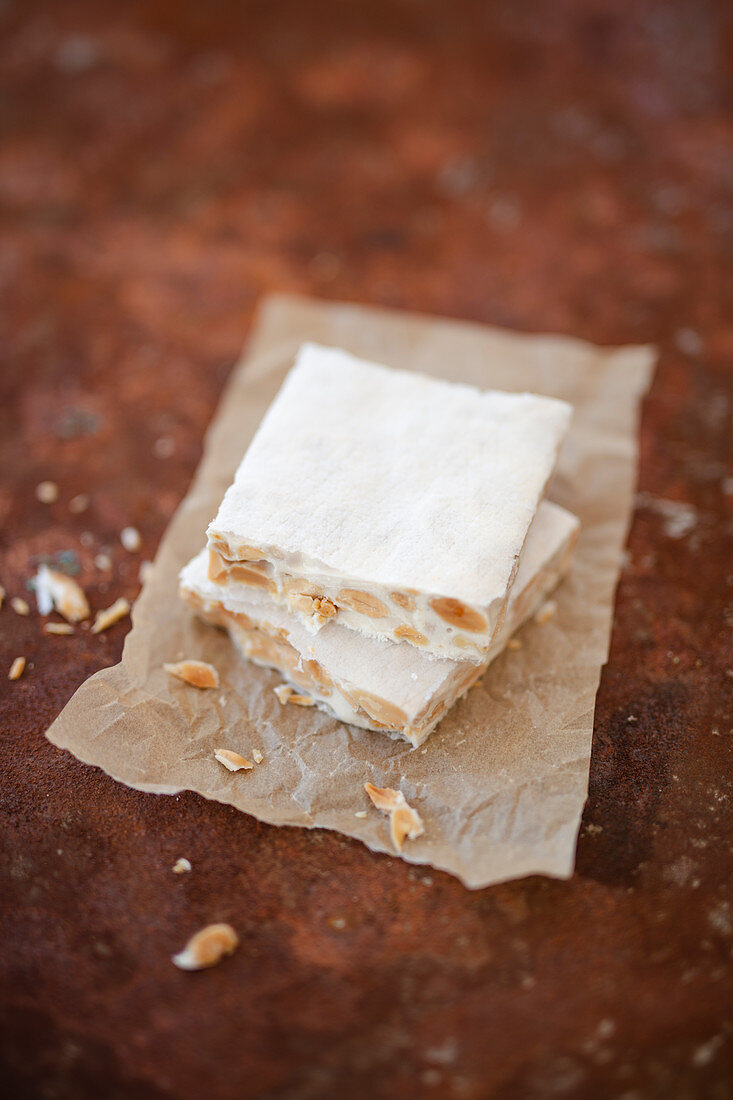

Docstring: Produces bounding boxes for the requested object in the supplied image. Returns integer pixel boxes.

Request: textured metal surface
[1,1,731,1097]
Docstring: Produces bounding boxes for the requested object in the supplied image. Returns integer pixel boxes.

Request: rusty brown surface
[1,1,731,1097]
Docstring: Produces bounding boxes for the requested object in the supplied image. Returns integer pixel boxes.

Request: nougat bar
[207,343,572,662]
[184,502,579,747]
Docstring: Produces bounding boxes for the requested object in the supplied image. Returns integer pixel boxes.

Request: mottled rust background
[1,1,731,1098]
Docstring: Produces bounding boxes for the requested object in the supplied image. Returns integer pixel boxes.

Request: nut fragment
[11,597,30,616]
[43,622,75,635]
[393,625,428,645]
[290,693,315,706]
[288,591,338,622]
[214,748,254,772]
[429,597,487,634]
[303,659,333,689]
[228,564,275,591]
[337,589,389,618]
[172,858,192,874]
[92,597,130,634]
[8,656,26,681]
[274,684,315,706]
[342,687,407,729]
[35,565,90,622]
[35,480,59,504]
[252,748,263,764]
[172,923,238,971]
[164,660,219,689]
[535,599,557,625]
[223,543,265,562]
[364,783,425,852]
[69,493,89,513]
[390,591,416,611]
[120,526,141,552]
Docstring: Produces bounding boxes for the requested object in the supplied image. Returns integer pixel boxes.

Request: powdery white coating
[208,343,572,622]
[184,502,579,740]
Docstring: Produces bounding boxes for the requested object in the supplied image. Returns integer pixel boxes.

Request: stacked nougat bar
[180,344,578,747]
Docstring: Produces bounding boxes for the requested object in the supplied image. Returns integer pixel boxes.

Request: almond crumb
[354,810,368,819]
[11,597,30,616]
[164,660,219,689]
[534,599,557,625]
[364,783,425,852]
[252,749,263,764]
[172,858,192,874]
[120,526,141,552]
[290,692,315,706]
[94,553,112,572]
[35,565,90,622]
[35,480,59,504]
[172,923,238,971]
[8,656,26,680]
[69,493,89,513]
[214,748,254,772]
[273,684,314,707]
[43,622,75,635]
[507,638,522,650]
[92,597,130,634]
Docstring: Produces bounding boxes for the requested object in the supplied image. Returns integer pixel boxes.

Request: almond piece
[8,656,26,681]
[172,858,192,874]
[164,660,219,689]
[393,625,428,645]
[172,923,238,971]
[228,564,276,591]
[43,622,75,635]
[391,591,416,611]
[11,597,30,616]
[274,684,315,707]
[91,597,130,634]
[288,592,338,621]
[214,748,253,772]
[338,589,389,618]
[342,687,407,729]
[290,693,315,706]
[429,596,487,633]
[35,565,90,622]
[252,749,263,765]
[364,783,425,852]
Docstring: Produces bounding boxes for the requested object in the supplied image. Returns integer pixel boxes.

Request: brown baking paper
[46,295,655,889]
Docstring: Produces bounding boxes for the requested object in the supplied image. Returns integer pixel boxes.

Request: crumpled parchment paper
[46,294,655,888]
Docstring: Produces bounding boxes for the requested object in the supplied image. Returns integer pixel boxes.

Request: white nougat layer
[206,343,572,660]
[182,502,580,746]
